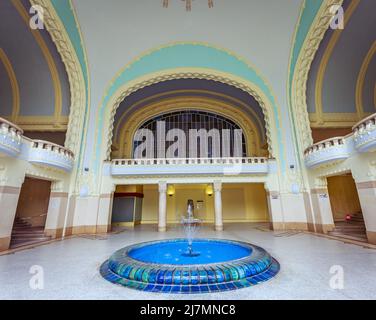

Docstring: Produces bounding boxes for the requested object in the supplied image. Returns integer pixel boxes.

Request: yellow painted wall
[141,185,158,223]
[141,183,269,223]
[223,184,269,222]
[327,175,362,221]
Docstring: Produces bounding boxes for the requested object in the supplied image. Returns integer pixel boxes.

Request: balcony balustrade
[111,157,270,176]
[353,113,376,153]
[0,117,23,157]
[304,137,350,169]
[28,140,74,172]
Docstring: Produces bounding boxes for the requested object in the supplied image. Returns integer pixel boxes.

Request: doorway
[327,173,367,241]
[10,177,52,248]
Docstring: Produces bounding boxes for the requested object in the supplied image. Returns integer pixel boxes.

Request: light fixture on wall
[167,185,175,197]
[206,184,213,197]
[163,0,214,11]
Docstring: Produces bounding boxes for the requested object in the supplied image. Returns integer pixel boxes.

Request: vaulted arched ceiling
[112,79,268,157]
[307,0,376,129]
[0,0,71,131]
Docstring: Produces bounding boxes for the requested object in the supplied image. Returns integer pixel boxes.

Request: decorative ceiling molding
[0,49,19,122]
[290,0,344,153]
[113,89,266,143]
[314,0,361,125]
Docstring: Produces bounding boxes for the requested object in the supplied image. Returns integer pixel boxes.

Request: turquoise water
[128,239,252,265]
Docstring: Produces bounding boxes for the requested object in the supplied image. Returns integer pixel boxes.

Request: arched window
[133,110,247,158]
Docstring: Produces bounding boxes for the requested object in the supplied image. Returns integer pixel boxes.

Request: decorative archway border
[290,0,344,154]
[113,89,267,144]
[115,96,264,158]
[92,43,286,181]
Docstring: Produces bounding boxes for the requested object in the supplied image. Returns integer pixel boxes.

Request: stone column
[310,187,335,234]
[158,182,167,232]
[0,185,22,251]
[356,180,376,244]
[214,181,223,231]
[266,190,284,230]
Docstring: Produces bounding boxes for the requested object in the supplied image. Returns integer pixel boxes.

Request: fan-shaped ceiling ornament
[163,0,214,11]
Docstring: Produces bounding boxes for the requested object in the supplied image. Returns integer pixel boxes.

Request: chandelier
[163,0,214,11]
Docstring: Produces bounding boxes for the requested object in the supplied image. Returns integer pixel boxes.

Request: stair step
[333,227,366,231]
[328,233,368,242]
[11,234,48,239]
[10,238,52,249]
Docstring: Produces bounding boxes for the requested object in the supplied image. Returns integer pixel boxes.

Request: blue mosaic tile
[173,270,182,284]
[156,270,166,284]
[190,270,199,285]
[163,270,173,284]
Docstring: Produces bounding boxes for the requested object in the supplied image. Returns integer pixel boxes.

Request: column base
[45,228,64,239]
[215,225,223,231]
[158,226,167,232]
[315,223,335,234]
[0,236,10,251]
[367,231,376,244]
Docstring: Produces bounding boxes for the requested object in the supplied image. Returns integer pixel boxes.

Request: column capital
[213,181,222,192]
[158,181,167,193]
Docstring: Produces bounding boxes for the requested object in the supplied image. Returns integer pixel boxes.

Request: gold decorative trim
[14,115,68,131]
[356,41,376,115]
[291,0,344,152]
[114,96,265,158]
[315,0,361,124]
[113,89,266,143]
[102,69,279,164]
[309,112,372,128]
[0,49,20,121]
[12,0,63,123]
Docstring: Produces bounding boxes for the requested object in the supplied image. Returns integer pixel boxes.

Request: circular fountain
[100,200,279,293]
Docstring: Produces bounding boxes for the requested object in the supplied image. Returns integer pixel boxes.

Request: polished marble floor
[0,223,375,300]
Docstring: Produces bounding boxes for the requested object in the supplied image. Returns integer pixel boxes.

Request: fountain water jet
[181,199,201,257]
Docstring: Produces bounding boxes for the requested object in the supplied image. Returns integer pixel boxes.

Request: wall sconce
[206,185,213,197]
[167,185,175,197]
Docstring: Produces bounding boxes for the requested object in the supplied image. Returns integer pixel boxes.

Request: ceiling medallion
[162,0,214,12]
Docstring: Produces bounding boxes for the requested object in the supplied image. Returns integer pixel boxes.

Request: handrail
[112,157,268,166]
[31,139,74,158]
[304,137,346,155]
[352,112,376,131]
[0,117,24,135]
